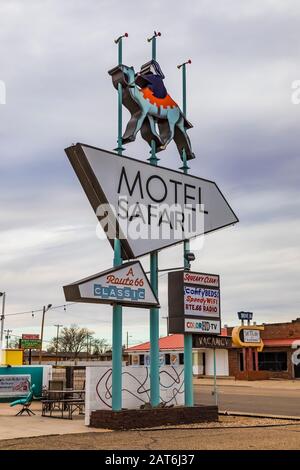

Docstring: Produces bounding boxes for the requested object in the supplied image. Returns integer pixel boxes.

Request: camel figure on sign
[109,60,195,160]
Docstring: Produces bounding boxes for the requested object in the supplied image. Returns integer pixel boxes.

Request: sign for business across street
[64,261,159,308]
[242,329,261,343]
[22,334,40,340]
[168,270,221,335]
[20,339,42,350]
[65,144,238,259]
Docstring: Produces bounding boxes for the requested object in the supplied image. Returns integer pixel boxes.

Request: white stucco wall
[204,349,229,376]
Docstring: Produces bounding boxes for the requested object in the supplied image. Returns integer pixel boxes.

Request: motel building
[126,332,231,377]
[126,318,300,380]
[226,318,300,380]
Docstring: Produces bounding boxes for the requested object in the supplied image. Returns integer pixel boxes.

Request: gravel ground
[1,416,300,450]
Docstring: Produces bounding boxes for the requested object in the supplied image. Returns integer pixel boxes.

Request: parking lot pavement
[0,417,300,450]
[0,403,110,440]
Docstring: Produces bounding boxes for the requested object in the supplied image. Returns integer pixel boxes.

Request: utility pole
[39,304,52,364]
[0,292,6,359]
[54,324,63,366]
[4,329,12,349]
[126,332,133,350]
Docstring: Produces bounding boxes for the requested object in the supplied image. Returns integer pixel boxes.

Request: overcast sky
[1,0,300,347]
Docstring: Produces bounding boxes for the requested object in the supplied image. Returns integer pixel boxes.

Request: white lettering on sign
[75,261,158,307]
[183,272,219,287]
[184,318,221,334]
[184,286,220,317]
[243,329,261,343]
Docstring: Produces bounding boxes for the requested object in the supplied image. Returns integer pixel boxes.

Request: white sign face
[66,144,238,259]
[243,329,261,343]
[64,261,159,308]
[183,272,219,288]
[0,375,31,397]
[184,286,220,317]
[184,318,221,334]
[85,366,184,423]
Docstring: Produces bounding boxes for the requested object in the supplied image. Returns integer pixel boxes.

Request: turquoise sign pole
[178,59,194,407]
[112,33,127,411]
[147,31,161,407]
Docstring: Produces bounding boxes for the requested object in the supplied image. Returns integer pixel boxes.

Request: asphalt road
[195,384,300,417]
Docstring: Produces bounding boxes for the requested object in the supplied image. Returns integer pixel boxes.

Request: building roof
[263,339,300,347]
[126,334,184,352]
[126,329,228,352]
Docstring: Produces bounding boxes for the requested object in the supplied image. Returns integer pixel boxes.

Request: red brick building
[227,318,300,380]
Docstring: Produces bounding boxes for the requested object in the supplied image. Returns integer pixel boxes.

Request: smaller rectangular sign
[20,339,42,350]
[243,329,261,343]
[183,272,219,288]
[237,311,253,321]
[0,375,31,397]
[184,318,221,334]
[192,335,232,349]
[184,286,220,317]
[22,334,39,340]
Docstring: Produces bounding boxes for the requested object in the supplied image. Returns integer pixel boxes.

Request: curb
[219,410,300,421]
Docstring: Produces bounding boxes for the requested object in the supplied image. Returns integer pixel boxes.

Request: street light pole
[39,304,52,364]
[0,292,6,358]
[54,324,63,366]
[4,329,12,348]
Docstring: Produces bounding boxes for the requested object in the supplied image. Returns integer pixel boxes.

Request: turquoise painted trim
[180,63,194,406]
[0,366,43,402]
[112,303,122,411]
[213,348,218,406]
[149,36,160,407]
[111,38,124,411]
[184,335,193,406]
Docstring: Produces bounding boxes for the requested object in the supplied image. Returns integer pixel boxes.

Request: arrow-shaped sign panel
[63,261,159,308]
[65,143,238,259]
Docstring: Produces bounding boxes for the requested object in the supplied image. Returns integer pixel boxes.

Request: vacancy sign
[63,261,159,308]
[65,143,238,260]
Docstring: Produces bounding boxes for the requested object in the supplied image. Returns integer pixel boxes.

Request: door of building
[294,363,300,378]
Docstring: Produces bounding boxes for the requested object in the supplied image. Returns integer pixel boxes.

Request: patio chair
[10,384,36,416]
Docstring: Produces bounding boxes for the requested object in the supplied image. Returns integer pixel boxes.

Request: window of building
[258,352,287,372]
[139,354,144,366]
[165,354,170,365]
[239,352,244,371]
[179,353,184,365]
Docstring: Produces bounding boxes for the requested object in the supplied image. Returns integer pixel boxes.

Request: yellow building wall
[1,349,23,366]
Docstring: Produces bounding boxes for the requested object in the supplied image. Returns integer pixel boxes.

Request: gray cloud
[1,0,300,345]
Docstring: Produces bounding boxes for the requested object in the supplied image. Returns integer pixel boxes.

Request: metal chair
[10,384,36,416]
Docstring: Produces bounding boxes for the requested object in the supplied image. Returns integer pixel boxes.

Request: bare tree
[47,324,94,358]
[91,338,110,357]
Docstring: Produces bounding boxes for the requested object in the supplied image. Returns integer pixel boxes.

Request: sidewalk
[194,377,300,390]
[0,402,109,440]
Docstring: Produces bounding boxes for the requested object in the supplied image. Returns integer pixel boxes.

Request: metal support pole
[4,329,12,349]
[178,59,193,406]
[112,33,127,411]
[0,292,6,357]
[148,31,161,407]
[213,348,218,406]
[54,324,63,366]
[39,306,46,365]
